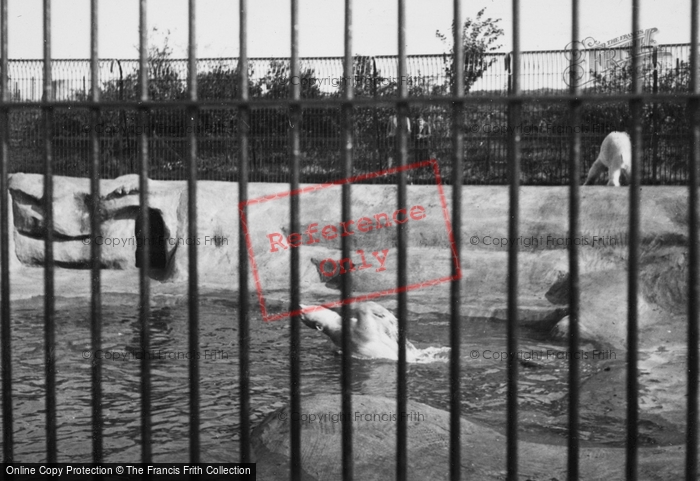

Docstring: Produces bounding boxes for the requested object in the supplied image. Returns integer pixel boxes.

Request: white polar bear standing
[584,131,632,186]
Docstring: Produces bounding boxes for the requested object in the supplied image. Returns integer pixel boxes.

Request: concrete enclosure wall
[5,173,691,349]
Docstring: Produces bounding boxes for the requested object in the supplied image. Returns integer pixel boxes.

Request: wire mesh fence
[4,43,696,184]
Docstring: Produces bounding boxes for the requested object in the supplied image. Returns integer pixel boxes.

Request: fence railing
[3,44,696,184]
[5,44,694,99]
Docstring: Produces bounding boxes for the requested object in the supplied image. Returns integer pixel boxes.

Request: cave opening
[135,208,167,270]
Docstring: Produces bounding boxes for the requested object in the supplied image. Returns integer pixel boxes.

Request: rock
[9,173,91,238]
[251,394,685,481]
[551,314,599,342]
[549,270,662,349]
[3,175,693,348]
[4,190,21,272]
[545,270,569,305]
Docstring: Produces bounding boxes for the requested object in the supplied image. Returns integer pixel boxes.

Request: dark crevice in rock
[135,207,168,271]
[16,231,91,242]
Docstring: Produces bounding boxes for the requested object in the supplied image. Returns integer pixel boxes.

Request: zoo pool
[0,291,681,462]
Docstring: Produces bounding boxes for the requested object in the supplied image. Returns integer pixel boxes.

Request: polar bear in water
[299,301,424,362]
[584,131,632,186]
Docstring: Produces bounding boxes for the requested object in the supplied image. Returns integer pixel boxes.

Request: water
[0,292,677,462]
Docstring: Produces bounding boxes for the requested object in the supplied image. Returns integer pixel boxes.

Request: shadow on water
[1,292,681,462]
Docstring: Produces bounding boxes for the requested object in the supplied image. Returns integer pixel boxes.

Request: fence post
[505,52,512,94]
[504,52,512,182]
[372,56,380,178]
[115,60,129,173]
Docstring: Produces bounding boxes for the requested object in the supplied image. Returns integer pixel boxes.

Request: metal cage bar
[137,0,153,463]
[627,1,642,479]
[88,0,103,463]
[42,0,57,463]
[237,0,251,464]
[396,0,409,479]
[0,0,11,463]
[187,0,201,463]
[506,0,522,478]
[340,0,354,478]
[687,0,700,479]
[289,0,302,478]
[567,0,582,478]
[1,92,700,110]
[449,0,464,479]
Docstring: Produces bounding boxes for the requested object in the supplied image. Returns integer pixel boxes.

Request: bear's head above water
[299,301,419,362]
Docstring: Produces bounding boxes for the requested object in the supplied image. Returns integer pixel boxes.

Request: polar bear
[299,301,420,361]
[584,131,632,186]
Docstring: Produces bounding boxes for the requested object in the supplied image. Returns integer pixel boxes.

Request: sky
[4,0,697,59]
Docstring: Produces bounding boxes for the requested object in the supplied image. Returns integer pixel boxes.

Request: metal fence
[1,42,697,184]
[0,1,699,481]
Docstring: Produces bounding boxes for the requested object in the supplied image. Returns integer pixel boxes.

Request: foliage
[435,8,505,94]
[584,53,691,136]
[11,25,695,185]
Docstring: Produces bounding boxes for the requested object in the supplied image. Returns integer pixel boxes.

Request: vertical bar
[89,0,103,464]
[237,0,251,464]
[340,0,354,479]
[187,0,200,463]
[340,0,354,481]
[138,0,152,463]
[289,0,302,479]
[627,0,641,479]
[567,0,581,479]
[506,0,521,478]
[372,59,380,174]
[0,0,11,463]
[396,1,408,480]
[43,0,57,463]
[687,0,700,479]
[449,0,464,479]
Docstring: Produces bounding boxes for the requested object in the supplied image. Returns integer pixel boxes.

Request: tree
[196,63,261,139]
[583,51,691,135]
[435,8,504,94]
[429,10,505,181]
